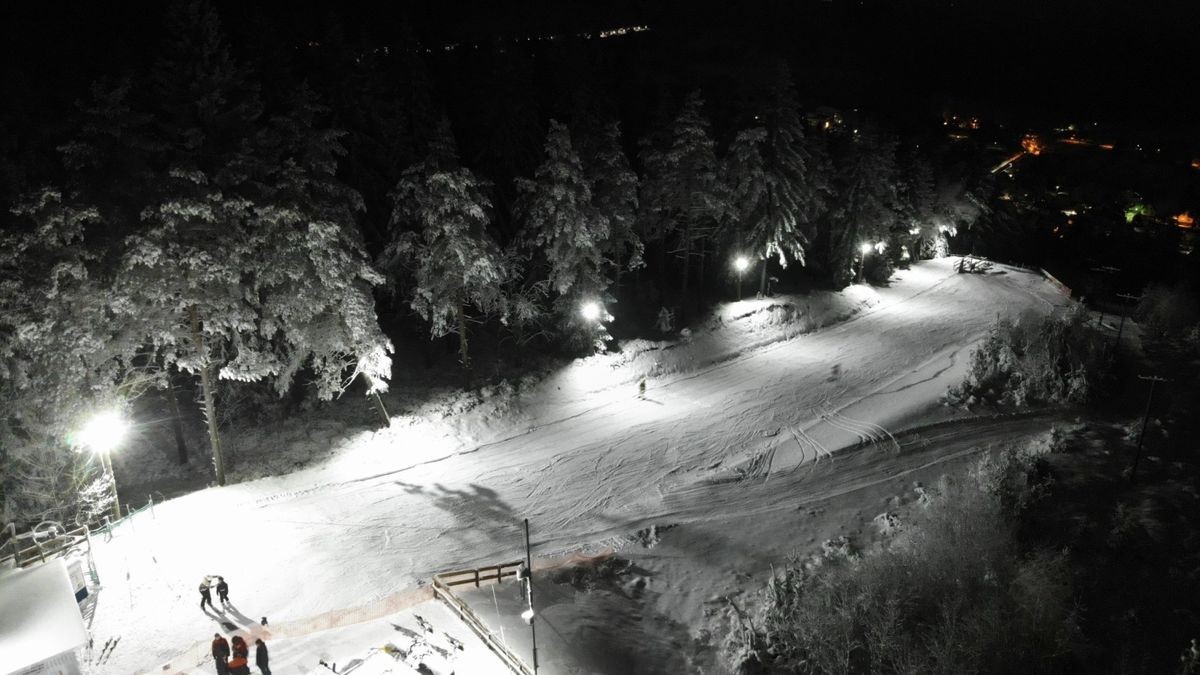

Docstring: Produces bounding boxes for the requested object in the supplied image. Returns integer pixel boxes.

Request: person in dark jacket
[226,654,251,675]
[200,577,215,611]
[215,576,229,605]
[255,638,270,675]
[211,633,229,675]
[231,635,249,658]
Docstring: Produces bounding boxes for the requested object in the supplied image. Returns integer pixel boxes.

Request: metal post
[736,273,742,301]
[1131,375,1167,483]
[524,518,538,674]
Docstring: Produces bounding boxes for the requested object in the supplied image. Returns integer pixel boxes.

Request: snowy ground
[83,258,1073,674]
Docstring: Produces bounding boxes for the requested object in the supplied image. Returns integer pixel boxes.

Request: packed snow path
[88,259,1070,673]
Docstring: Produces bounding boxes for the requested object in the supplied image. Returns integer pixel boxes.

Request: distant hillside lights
[1021,134,1045,156]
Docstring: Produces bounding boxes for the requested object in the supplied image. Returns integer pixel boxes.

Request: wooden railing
[0,524,91,569]
[435,561,524,589]
[432,561,534,675]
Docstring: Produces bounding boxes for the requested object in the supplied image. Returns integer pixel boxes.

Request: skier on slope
[199,576,215,611]
[215,576,230,605]
[211,634,230,675]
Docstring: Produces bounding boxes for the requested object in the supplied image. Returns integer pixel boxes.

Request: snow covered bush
[947,306,1109,407]
[1136,283,1200,343]
[733,455,1079,674]
[863,253,894,286]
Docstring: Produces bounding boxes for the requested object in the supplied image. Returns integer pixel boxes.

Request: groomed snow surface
[81,258,1071,674]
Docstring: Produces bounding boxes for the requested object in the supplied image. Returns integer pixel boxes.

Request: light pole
[522,518,539,674]
[79,410,130,521]
[857,242,873,284]
[733,255,750,300]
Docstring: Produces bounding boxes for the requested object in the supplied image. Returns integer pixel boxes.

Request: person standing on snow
[211,633,230,675]
[231,635,249,659]
[200,576,215,611]
[215,576,230,605]
[255,638,271,675]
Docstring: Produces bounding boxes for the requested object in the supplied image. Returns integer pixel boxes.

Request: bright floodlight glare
[734,255,750,273]
[79,410,129,454]
[580,301,602,322]
[860,242,873,254]
[521,608,536,623]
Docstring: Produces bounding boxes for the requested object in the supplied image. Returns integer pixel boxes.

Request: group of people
[199,575,230,611]
[211,633,270,675]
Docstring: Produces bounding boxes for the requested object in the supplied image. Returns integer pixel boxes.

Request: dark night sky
[3,1,1198,138]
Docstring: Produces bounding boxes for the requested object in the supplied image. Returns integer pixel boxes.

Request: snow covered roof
[0,557,88,674]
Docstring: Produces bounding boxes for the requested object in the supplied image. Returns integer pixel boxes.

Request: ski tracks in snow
[816,397,902,453]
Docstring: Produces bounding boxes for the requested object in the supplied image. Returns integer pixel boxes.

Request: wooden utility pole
[1113,292,1142,352]
[1130,375,1168,483]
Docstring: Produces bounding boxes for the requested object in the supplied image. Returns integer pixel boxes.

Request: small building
[0,557,88,675]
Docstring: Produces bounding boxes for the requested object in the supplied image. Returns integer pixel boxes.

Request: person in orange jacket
[211,633,230,675]
[226,653,251,675]
[230,635,249,659]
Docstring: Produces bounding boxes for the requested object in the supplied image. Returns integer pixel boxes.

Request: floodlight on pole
[858,242,873,283]
[733,255,751,300]
[80,410,129,521]
[580,301,603,323]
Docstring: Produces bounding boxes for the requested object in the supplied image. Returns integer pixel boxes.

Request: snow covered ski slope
[86,258,1070,674]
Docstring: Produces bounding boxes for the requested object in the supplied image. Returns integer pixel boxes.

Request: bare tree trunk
[759,260,768,297]
[679,225,691,323]
[190,307,226,486]
[371,391,391,428]
[163,374,188,465]
[457,303,471,369]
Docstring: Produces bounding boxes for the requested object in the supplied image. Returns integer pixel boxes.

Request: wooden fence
[1039,268,1073,298]
[432,561,534,675]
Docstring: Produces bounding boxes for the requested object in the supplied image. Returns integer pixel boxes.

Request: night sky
[4,0,1198,138]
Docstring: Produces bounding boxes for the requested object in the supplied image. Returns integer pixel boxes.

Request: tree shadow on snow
[393,481,522,543]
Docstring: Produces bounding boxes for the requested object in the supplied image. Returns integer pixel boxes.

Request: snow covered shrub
[3,441,112,527]
[947,307,1109,407]
[863,254,894,286]
[735,462,1079,674]
[1136,283,1200,342]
